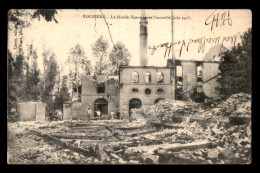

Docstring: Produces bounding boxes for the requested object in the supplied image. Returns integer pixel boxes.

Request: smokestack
[140,10,148,66]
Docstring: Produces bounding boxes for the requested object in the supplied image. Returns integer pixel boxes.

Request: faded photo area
[7,9,252,164]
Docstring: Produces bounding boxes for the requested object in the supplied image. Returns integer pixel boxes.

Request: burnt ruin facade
[72,11,224,119]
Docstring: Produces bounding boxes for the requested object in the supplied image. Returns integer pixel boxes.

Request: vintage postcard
[7,9,252,164]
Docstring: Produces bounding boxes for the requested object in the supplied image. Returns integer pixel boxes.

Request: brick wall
[202,62,220,98]
[181,61,197,101]
[81,75,119,118]
[119,66,175,116]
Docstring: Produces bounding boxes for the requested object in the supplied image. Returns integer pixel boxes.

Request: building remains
[66,11,226,120]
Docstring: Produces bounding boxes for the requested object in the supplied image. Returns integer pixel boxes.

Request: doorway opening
[94,98,108,117]
[129,98,142,116]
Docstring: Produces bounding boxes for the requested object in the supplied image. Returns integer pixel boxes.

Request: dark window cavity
[132,88,139,92]
[145,88,151,95]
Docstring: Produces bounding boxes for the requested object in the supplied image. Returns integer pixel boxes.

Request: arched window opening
[156,72,164,83]
[197,87,203,93]
[196,62,203,78]
[145,72,151,83]
[176,65,183,89]
[197,77,203,86]
[132,72,139,83]
[97,82,105,93]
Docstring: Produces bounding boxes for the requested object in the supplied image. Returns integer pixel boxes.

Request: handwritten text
[205,10,232,31]
[148,32,240,58]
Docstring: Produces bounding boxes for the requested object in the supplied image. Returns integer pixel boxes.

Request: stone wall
[63,102,72,121]
[81,75,119,118]
[17,102,46,121]
[202,62,220,98]
[71,101,82,120]
[35,102,46,121]
[177,60,220,101]
[119,66,175,117]
[106,78,120,114]
[79,62,220,119]
[181,62,197,101]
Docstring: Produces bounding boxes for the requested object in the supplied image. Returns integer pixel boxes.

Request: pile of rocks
[217,93,251,117]
[112,120,251,164]
[156,121,251,164]
[138,93,251,124]
[139,99,199,124]
[192,93,251,124]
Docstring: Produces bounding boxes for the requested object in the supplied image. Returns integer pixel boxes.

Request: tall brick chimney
[140,10,148,66]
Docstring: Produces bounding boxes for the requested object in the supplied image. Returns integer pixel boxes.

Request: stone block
[17,102,37,121]
[63,103,72,121]
[36,102,46,122]
[218,149,235,160]
[207,148,219,159]
[71,102,82,120]
[229,116,251,126]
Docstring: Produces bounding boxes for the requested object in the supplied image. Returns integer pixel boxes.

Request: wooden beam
[159,140,210,151]
[62,139,105,143]
[127,140,211,155]
[29,130,95,157]
[49,135,108,140]
[71,126,105,129]
[110,153,122,160]
[150,122,185,129]
[108,153,127,164]
[115,125,146,130]
[125,130,160,137]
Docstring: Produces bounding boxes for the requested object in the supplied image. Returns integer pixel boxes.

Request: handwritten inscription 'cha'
[205,10,232,31]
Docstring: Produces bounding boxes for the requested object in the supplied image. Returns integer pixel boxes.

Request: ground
[7,93,251,165]
[7,119,251,164]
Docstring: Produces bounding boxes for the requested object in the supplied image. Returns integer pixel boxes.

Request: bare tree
[109,42,131,75]
[41,48,59,113]
[92,36,110,75]
[66,44,92,89]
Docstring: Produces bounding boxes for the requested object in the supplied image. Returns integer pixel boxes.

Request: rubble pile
[7,118,251,164]
[118,121,251,164]
[7,93,251,164]
[138,93,251,124]
[7,130,77,164]
[156,121,251,164]
[198,93,251,117]
[139,99,199,124]
[212,93,251,117]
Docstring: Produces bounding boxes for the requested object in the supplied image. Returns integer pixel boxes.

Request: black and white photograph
[7,9,252,164]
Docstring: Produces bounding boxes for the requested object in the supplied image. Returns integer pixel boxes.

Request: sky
[8,9,252,76]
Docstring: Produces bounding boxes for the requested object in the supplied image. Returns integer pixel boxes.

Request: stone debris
[7,119,251,164]
[138,93,251,125]
[7,93,251,164]
[218,148,235,160]
[140,100,199,124]
[201,93,251,118]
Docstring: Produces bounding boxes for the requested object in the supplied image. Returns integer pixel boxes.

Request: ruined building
[73,11,226,119]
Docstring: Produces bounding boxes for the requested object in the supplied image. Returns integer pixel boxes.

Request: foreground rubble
[7,120,251,164]
[7,93,251,164]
